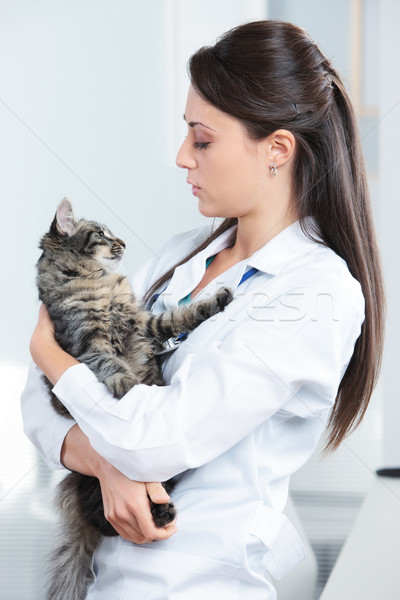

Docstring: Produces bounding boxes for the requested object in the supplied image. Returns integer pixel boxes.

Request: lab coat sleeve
[20,362,75,470]
[51,277,365,482]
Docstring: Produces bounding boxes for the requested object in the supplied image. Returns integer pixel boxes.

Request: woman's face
[176,86,272,219]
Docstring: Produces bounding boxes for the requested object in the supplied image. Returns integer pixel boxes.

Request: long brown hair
[146,21,385,451]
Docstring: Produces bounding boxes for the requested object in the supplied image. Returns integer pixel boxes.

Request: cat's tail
[46,476,103,600]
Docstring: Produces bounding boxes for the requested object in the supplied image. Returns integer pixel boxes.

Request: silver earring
[270,162,278,176]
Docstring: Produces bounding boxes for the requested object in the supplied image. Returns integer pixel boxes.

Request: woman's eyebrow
[183,114,216,132]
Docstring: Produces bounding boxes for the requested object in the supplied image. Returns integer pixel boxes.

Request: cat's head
[41,199,126,272]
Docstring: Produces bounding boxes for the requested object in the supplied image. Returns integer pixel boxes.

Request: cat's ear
[54,199,77,236]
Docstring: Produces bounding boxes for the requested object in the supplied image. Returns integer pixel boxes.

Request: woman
[23,20,384,600]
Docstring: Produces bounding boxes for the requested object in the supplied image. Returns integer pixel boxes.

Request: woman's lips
[187,180,201,195]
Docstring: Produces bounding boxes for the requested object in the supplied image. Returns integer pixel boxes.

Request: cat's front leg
[80,352,141,399]
[147,286,234,342]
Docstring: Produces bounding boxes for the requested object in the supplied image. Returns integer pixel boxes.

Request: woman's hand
[97,462,178,544]
[30,304,56,358]
[30,304,79,384]
[62,425,178,544]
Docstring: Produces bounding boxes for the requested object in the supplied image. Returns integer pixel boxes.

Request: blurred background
[0,1,398,598]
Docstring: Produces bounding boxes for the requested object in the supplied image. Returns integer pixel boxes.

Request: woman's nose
[176,137,197,169]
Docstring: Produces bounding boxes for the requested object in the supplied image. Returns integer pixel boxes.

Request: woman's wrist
[61,424,108,477]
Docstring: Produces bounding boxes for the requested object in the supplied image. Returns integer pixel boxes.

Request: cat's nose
[117,238,126,249]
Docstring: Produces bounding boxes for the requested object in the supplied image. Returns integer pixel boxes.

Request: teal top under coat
[178,254,216,306]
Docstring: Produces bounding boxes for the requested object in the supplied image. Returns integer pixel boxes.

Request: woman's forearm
[61,423,108,476]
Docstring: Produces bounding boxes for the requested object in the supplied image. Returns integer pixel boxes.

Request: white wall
[1,0,169,363]
[0,2,267,598]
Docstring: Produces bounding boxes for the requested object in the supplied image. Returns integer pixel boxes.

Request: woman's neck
[230,208,298,261]
[190,206,297,300]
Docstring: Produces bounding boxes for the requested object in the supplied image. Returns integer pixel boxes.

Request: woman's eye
[193,141,210,150]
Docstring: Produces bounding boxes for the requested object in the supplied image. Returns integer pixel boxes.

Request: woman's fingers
[108,496,177,543]
[106,512,153,544]
[36,304,55,335]
[127,488,177,542]
[145,481,170,504]
[99,471,178,544]
[30,305,57,365]
[30,304,55,356]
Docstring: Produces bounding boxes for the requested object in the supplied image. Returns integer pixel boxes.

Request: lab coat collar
[161,217,321,308]
[200,217,322,276]
[246,217,322,276]
[161,226,237,308]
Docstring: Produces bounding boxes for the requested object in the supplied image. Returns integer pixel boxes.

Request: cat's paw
[214,286,234,312]
[150,501,177,528]
[106,373,137,399]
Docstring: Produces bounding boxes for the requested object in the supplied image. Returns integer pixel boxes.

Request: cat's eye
[98,231,105,237]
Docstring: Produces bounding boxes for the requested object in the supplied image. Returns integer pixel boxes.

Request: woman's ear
[267,129,296,168]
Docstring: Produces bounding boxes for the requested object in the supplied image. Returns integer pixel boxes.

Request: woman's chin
[197,200,226,219]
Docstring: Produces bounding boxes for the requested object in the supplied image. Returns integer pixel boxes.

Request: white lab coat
[21,219,365,599]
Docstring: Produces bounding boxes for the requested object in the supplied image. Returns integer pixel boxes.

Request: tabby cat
[37,199,233,600]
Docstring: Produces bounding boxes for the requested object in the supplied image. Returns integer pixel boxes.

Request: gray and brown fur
[37,199,233,600]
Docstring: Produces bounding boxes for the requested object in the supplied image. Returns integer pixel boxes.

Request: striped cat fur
[36,199,233,600]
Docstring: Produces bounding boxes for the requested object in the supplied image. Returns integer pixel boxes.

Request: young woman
[23,20,384,600]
